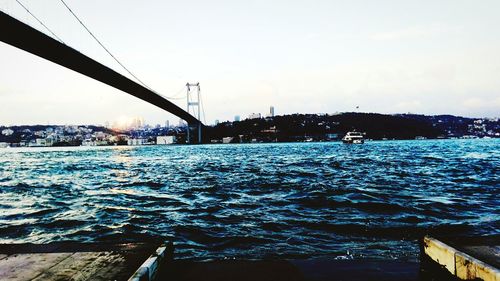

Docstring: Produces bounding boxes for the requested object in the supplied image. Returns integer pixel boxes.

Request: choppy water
[0,139,498,261]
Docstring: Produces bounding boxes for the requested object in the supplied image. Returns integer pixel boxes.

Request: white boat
[342,131,364,144]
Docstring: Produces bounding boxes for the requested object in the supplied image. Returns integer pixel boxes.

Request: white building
[81,139,96,146]
[156,136,176,145]
[222,137,234,144]
[1,129,13,136]
[128,138,147,146]
[30,138,47,147]
[44,137,54,147]
[248,113,261,120]
[34,131,46,137]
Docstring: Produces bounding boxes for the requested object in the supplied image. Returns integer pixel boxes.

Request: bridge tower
[186,82,202,143]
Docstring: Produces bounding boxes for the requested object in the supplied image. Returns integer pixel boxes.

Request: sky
[1,0,499,126]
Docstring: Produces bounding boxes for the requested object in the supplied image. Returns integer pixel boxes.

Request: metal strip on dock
[128,241,172,281]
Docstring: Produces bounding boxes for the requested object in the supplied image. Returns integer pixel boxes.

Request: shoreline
[0,137,498,149]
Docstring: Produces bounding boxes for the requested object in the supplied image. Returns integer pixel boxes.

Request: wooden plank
[0,253,72,281]
[0,242,165,280]
[0,242,155,254]
[423,236,456,275]
[461,245,500,269]
[62,252,124,281]
[87,253,127,281]
[455,250,500,281]
[30,252,106,281]
[423,236,500,281]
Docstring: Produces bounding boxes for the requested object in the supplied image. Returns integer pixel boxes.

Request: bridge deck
[0,11,202,127]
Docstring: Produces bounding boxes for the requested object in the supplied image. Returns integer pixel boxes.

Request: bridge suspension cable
[15,0,65,44]
[58,0,155,91]
[164,86,189,100]
[58,0,192,102]
[0,10,202,125]
[4,1,196,114]
[199,89,207,124]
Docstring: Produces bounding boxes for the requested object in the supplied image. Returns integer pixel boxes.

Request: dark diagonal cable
[59,0,153,91]
[15,0,65,43]
[59,0,194,104]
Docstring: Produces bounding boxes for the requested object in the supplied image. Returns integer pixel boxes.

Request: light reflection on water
[0,139,498,260]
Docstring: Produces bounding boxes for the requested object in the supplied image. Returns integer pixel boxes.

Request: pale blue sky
[1,0,499,126]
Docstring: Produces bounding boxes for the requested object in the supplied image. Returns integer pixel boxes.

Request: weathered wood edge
[423,236,500,281]
[128,241,173,281]
[0,242,157,254]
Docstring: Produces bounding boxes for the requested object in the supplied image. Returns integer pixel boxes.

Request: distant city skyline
[1,0,500,126]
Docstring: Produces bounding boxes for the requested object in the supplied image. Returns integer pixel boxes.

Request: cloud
[462,97,500,109]
[394,100,423,112]
[370,24,457,41]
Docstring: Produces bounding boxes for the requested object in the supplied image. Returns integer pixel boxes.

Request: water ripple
[0,139,498,261]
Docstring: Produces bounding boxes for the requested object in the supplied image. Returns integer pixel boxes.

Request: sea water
[0,139,498,260]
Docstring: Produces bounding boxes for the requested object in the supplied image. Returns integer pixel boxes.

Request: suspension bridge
[0,3,205,143]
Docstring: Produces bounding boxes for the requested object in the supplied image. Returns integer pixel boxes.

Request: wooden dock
[1,236,498,281]
[422,236,499,281]
[0,242,169,281]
